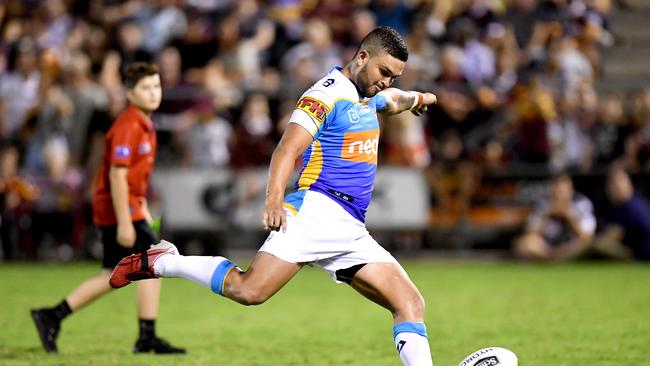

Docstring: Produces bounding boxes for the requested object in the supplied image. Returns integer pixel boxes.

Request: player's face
[355,50,405,98]
[127,74,162,114]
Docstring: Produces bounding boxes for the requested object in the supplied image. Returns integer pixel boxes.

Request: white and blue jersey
[284,66,388,223]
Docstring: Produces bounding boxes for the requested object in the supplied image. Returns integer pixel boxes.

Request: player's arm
[264,124,314,232]
[109,166,136,248]
[379,88,437,116]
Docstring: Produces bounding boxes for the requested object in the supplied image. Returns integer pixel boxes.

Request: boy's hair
[357,26,408,62]
[123,62,159,89]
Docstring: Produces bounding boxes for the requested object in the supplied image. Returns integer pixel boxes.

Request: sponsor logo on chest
[341,129,379,164]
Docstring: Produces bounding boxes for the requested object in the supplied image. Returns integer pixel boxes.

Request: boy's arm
[109,166,136,248]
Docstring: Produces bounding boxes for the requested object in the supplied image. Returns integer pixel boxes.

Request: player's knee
[411,294,426,318]
[395,293,426,320]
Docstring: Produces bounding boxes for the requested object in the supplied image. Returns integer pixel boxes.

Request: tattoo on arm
[396,91,417,113]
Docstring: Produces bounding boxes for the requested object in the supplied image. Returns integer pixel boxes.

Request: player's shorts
[259,190,398,283]
[99,220,159,269]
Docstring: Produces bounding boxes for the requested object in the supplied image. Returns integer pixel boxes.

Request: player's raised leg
[220,251,302,305]
[110,241,302,306]
[350,262,432,366]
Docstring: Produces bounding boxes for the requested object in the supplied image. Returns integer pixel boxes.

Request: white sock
[393,322,433,366]
[154,255,230,291]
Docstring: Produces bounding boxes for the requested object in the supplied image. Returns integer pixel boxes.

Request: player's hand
[117,222,136,248]
[263,199,287,232]
[411,92,437,116]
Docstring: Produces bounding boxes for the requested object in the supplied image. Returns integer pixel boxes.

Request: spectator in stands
[510,76,556,164]
[61,52,110,168]
[570,0,613,77]
[141,0,188,55]
[156,46,194,114]
[0,144,38,259]
[503,0,539,51]
[0,38,41,140]
[115,18,153,69]
[370,0,411,36]
[593,165,650,261]
[590,92,628,167]
[229,93,275,169]
[233,0,277,89]
[34,0,72,51]
[490,36,519,99]
[623,88,650,170]
[399,15,439,92]
[282,18,342,98]
[381,112,431,168]
[426,45,482,220]
[457,19,496,88]
[550,81,597,172]
[180,97,232,168]
[514,173,596,261]
[552,34,594,101]
[26,138,82,260]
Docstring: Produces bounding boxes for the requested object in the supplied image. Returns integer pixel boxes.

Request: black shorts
[100,220,159,269]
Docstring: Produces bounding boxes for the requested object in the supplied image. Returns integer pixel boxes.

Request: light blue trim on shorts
[393,321,428,339]
[210,259,235,296]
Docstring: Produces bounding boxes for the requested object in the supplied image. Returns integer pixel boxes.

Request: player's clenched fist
[410,92,437,116]
[263,200,287,232]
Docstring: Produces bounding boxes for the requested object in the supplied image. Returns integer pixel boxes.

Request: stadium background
[0,1,649,365]
[2,0,650,260]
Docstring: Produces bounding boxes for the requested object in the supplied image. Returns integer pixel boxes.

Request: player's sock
[154,255,236,295]
[138,319,155,340]
[53,300,72,321]
[393,322,433,366]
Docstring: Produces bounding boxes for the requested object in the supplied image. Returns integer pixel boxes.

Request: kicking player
[31,63,185,354]
[111,27,436,365]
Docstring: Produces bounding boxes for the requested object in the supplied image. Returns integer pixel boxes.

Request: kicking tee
[285,66,387,223]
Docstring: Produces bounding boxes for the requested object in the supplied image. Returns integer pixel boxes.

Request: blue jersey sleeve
[372,93,388,112]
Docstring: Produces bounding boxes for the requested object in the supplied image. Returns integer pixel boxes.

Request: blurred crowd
[1,0,649,261]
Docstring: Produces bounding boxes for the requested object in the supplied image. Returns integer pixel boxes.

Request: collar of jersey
[329,66,363,103]
[126,105,155,131]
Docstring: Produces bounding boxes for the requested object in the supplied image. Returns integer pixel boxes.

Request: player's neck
[341,63,353,80]
[341,63,363,99]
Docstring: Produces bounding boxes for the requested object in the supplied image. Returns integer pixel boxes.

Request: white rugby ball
[458,347,518,366]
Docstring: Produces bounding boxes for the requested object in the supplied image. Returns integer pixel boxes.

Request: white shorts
[259,190,398,283]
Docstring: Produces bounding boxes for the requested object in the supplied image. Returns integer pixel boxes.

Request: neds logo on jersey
[296,97,330,123]
[341,129,379,164]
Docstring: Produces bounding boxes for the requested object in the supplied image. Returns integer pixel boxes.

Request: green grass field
[0,260,648,365]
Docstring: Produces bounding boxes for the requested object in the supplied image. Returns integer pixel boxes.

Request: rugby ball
[458,347,518,366]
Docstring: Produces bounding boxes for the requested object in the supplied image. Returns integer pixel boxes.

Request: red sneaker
[110,240,178,289]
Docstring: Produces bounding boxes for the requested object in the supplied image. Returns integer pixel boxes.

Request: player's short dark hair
[123,62,159,89]
[357,26,408,62]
